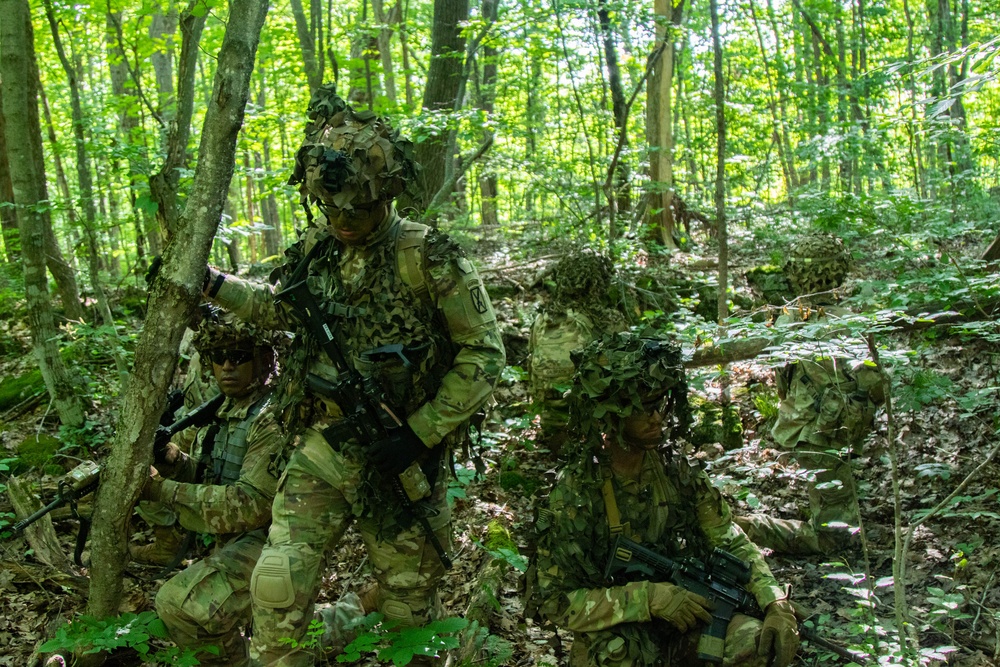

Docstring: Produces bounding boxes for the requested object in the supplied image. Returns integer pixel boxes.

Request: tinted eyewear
[209,349,254,366]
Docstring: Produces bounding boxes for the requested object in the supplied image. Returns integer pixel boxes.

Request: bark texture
[0,0,87,428]
[86,0,269,618]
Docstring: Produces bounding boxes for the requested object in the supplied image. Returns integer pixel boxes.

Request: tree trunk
[748,0,794,200]
[397,0,416,107]
[107,10,151,270]
[710,0,727,324]
[475,0,500,228]
[597,0,630,214]
[149,7,178,121]
[44,0,129,382]
[290,0,323,94]
[149,5,207,241]
[407,0,470,216]
[0,0,87,428]
[372,0,398,104]
[645,0,685,249]
[0,87,18,262]
[86,0,269,619]
[901,0,926,197]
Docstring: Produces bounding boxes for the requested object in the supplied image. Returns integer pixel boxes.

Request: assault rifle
[153,392,226,463]
[605,534,870,665]
[275,246,453,570]
[6,393,224,566]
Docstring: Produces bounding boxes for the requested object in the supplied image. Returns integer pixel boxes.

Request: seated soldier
[136,311,286,666]
[533,332,799,667]
[736,233,884,555]
[528,249,627,452]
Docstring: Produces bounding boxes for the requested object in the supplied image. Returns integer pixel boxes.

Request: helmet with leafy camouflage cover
[288,84,417,212]
[192,308,281,386]
[782,233,850,297]
[568,331,689,449]
[550,248,615,304]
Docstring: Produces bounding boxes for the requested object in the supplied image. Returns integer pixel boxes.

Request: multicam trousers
[155,531,264,667]
[248,427,451,666]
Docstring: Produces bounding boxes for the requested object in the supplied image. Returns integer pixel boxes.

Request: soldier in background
[137,313,288,665]
[528,249,627,453]
[533,332,799,666]
[737,233,884,555]
[202,88,505,666]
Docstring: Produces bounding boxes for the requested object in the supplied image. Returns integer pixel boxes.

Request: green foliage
[821,564,961,666]
[447,466,477,506]
[39,611,207,665]
[336,613,466,665]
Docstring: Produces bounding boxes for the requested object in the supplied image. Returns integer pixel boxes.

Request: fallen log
[7,475,72,571]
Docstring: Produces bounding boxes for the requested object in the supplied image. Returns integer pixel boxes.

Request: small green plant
[278,617,326,650]
[336,613,467,665]
[447,466,477,506]
[39,611,206,665]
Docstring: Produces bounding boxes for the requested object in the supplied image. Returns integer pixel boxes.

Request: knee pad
[251,553,295,609]
[380,598,415,626]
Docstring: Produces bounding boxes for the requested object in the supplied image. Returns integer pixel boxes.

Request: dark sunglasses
[208,349,254,366]
[317,199,380,217]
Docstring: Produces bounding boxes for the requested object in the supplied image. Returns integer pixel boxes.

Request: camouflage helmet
[192,308,281,388]
[782,233,850,297]
[550,248,615,303]
[289,84,416,211]
[192,309,275,353]
[568,331,690,449]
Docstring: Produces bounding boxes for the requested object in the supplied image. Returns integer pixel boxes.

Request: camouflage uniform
[207,92,505,666]
[534,333,790,667]
[528,250,626,448]
[145,389,285,667]
[737,235,883,555]
[536,454,786,666]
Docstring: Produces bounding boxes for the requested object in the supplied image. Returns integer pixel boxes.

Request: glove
[368,423,427,475]
[139,468,165,502]
[648,582,714,633]
[758,599,799,667]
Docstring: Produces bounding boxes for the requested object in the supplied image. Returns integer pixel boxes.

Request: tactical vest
[292,216,451,417]
[200,394,271,486]
[599,456,710,559]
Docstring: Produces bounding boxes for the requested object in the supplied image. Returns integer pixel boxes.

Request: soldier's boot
[129,524,185,566]
[316,591,368,655]
[734,514,822,555]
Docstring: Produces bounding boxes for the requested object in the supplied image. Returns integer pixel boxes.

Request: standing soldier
[528,249,627,452]
[202,87,505,665]
[139,312,285,666]
[737,233,884,554]
[533,332,799,667]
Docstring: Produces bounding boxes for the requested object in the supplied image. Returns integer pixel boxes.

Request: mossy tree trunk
[0,0,87,429]
[86,0,270,619]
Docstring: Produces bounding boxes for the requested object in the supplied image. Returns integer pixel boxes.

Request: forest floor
[1,239,999,667]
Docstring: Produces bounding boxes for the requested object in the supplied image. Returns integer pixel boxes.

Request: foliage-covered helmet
[288,83,417,211]
[192,308,282,388]
[551,248,615,303]
[782,233,850,297]
[192,309,279,354]
[568,331,690,448]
